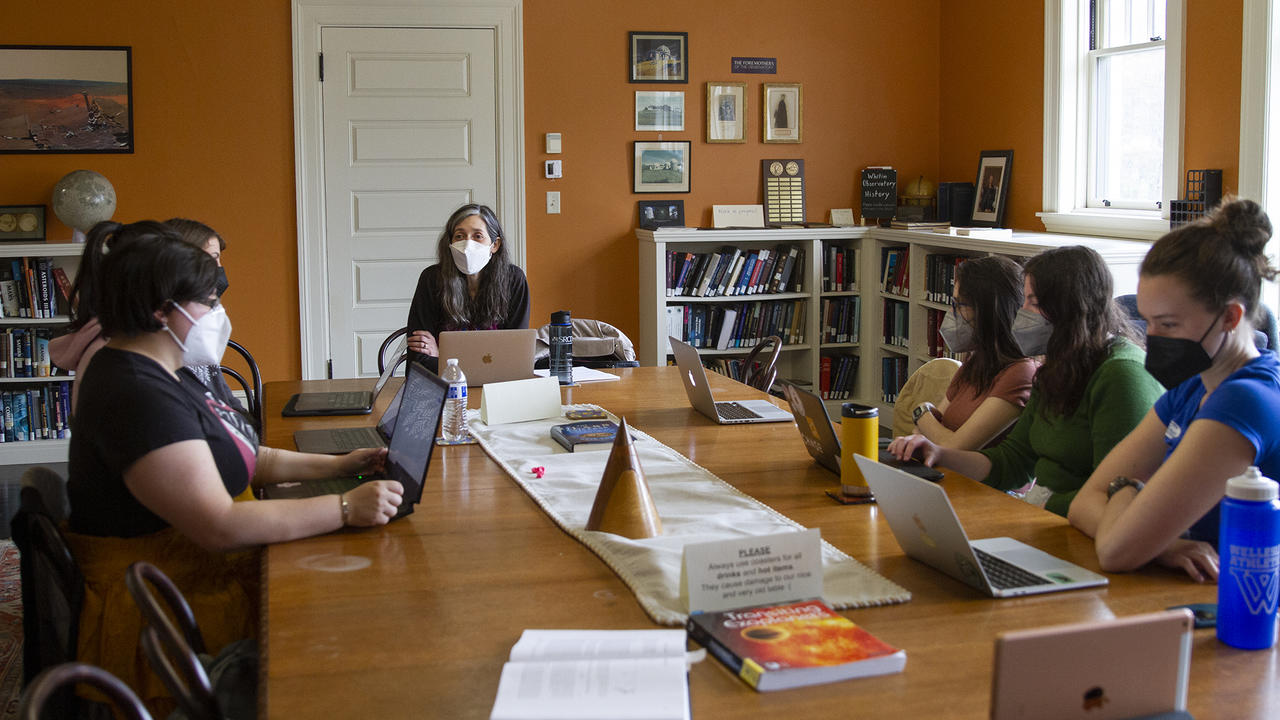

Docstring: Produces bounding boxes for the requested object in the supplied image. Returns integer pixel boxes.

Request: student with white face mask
[889,246,1164,518]
[405,203,530,372]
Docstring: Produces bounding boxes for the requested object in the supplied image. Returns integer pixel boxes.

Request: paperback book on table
[551,420,626,452]
[686,598,905,692]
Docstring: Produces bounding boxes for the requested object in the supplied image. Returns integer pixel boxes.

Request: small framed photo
[763,83,801,143]
[633,141,691,194]
[638,200,685,229]
[629,32,688,84]
[706,81,746,143]
[971,150,1014,228]
[0,205,46,241]
[635,91,684,131]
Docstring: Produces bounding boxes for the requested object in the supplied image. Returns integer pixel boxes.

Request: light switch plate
[546,191,560,214]
[545,132,562,154]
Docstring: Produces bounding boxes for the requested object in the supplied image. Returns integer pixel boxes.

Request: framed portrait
[629,32,688,84]
[0,45,133,154]
[762,83,801,143]
[637,200,686,229]
[705,82,746,143]
[633,141,691,194]
[971,150,1014,228]
[635,91,684,131]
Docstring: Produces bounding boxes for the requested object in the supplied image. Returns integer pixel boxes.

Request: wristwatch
[1106,476,1146,499]
[912,402,937,425]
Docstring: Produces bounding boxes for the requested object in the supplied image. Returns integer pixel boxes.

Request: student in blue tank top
[1070,198,1280,582]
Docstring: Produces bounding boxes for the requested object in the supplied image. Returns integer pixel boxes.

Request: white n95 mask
[450,239,493,275]
[166,302,233,367]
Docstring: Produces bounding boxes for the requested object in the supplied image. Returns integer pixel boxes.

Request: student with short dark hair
[1070,198,1280,581]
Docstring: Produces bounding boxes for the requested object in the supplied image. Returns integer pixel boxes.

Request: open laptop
[854,455,1108,597]
[779,380,944,482]
[437,328,537,387]
[282,336,406,417]
[991,609,1193,720]
[265,359,447,519]
[669,336,792,424]
[291,381,405,454]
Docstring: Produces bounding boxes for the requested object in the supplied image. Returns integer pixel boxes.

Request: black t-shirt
[405,263,531,369]
[67,347,260,537]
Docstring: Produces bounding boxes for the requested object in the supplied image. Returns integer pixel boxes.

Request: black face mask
[1144,315,1222,389]
[214,267,230,298]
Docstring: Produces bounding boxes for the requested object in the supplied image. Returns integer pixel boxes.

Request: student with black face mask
[1070,198,1280,582]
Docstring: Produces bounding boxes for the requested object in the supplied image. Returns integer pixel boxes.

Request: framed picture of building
[635,91,685,131]
[0,45,133,153]
[629,32,688,84]
[634,141,691,193]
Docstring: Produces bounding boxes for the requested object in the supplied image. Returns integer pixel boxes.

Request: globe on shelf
[51,169,117,242]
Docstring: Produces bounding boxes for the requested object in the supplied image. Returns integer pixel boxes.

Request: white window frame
[1239,0,1279,315]
[1039,0,1185,240]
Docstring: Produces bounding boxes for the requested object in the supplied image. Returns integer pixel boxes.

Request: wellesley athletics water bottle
[1218,466,1280,650]
[441,358,469,442]
[550,310,573,385]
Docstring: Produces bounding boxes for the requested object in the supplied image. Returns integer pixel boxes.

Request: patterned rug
[0,540,21,719]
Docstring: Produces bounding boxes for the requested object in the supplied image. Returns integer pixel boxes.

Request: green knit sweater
[979,338,1164,517]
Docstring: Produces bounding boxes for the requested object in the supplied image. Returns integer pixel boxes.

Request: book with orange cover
[686,598,905,691]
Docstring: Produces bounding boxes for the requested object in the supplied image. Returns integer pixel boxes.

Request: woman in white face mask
[405,203,531,371]
[888,245,1164,518]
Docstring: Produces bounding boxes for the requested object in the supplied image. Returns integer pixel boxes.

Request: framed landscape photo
[633,141,691,194]
[971,149,1014,227]
[635,91,684,131]
[637,200,686,229]
[0,45,134,153]
[706,81,745,143]
[762,83,801,143]
[629,32,688,83]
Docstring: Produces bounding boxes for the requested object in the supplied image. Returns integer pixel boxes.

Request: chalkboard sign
[861,167,898,220]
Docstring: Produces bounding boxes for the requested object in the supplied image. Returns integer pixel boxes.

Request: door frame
[292,0,525,379]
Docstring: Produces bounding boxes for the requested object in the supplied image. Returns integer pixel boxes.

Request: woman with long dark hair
[889,246,1165,517]
[910,255,1035,449]
[405,204,530,369]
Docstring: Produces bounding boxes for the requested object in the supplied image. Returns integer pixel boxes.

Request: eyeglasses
[193,297,220,310]
[950,298,973,312]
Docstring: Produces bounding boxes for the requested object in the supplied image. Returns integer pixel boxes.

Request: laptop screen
[376,382,406,440]
[385,360,447,503]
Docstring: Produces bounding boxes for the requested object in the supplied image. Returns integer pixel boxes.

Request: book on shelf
[551,420,625,452]
[489,629,689,720]
[715,307,739,350]
[889,219,950,231]
[686,598,905,692]
[950,226,1013,239]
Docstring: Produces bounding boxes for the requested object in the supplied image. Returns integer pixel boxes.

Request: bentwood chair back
[18,663,152,720]
[378,327,410,374]
[741,335,783,393]
[220,339,263,434]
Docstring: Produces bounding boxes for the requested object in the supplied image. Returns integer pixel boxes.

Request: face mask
[164,302,232,367]
[1012,308,1053,356]
[450,239,493,275]
[214,267,230,297]
[1144,315,1222,389]
[939,309,976,354]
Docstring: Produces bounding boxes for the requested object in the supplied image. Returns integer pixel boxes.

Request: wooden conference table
[260,368,1276,719]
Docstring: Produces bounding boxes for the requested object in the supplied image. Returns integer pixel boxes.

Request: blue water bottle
[1217,466,1280,650]
[550,310,573,385]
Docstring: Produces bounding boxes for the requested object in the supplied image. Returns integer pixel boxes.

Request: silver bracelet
[339,493,350,525]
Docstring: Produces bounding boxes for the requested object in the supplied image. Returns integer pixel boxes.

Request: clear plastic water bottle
[1217,466,1280,650]
[441,358,469,442]
[550,310,573,385]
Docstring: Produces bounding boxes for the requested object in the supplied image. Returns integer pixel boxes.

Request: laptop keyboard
[317,391,367,409]
[716,402,763,420]
[974,548,1046,589]
[327,427,384,452]
[305,476,364,495]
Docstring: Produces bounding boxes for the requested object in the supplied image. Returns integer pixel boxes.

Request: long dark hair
[952,255,1027,395]
[1025,246,1138,418]
[434,203,515,329]
[66,220,158,330]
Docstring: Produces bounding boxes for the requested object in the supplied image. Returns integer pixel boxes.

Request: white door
[320,26,497,377]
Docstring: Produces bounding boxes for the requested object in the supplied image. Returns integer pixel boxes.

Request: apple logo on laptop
[1082,686,1108,710]
[482,353,493,364]
[687,370,696,386]
[911,514,938,548]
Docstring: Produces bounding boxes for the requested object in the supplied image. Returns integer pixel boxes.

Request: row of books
[1,381,71,442]
[819,353,859,399]
[665,244,805,297]
[821,243,858,292]
[0,257,71,320]
[820,296,860,344]
[880,247,909,297]
[881,355,909,403]
[923,254,966,304]
[882,300,909,348]
[925,308,963,360]
[666,300,806,350]
[0,327,62,378]
[701,356,765,386]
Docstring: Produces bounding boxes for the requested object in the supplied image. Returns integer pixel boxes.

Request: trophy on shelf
[585,417,663,538]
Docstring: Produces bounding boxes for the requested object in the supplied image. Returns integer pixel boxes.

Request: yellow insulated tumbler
[840,403,879,496]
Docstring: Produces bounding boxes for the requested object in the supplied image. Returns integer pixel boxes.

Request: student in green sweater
[888,246,1165,516]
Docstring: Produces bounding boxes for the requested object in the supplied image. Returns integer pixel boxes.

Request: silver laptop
[282,336,405,416]
[854,455,1108,597]
[292,381,405,454]
[992,609,1193,719]
[437,328,537,387]
[669,336,791,424]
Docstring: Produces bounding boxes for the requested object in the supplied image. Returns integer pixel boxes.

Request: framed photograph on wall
[635,91,684,131]
[762,83,801,143]
[705,81,745,143]
[971,149,1014,227]
[637,200,686,229]
[629,32,688,83]
[0,45,133,154]
[633,141,691,194]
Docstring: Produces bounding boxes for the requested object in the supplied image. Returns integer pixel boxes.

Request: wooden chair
[18,663,152,720]
[11,487,83,690]
[741,335,783,393]
[219,339,263,434]
[378,327,410,374]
